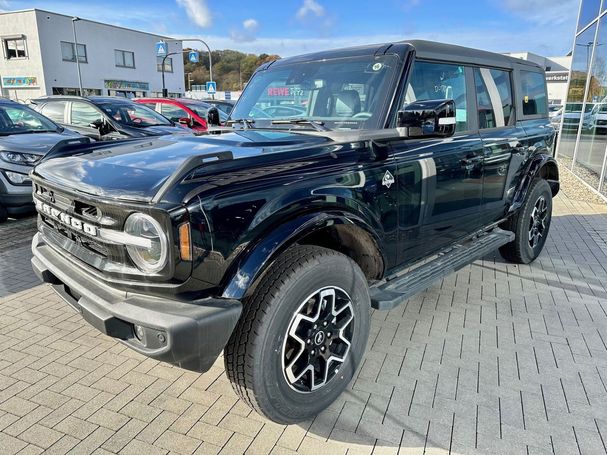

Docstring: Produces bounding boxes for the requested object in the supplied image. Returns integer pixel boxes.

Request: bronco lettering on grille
[35,200,98,236]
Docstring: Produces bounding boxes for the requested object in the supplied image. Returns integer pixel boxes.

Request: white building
[503,52,572,105]
[0,9,185,101]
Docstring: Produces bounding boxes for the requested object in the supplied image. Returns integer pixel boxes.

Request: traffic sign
[155,40,168,56]
[188,50,199,63]
[225,91,231,100]
[206,81,216,94]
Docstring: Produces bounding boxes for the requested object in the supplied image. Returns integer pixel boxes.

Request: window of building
[2,36,27,59]
[157,56,173,73]
[578,0,601,32]
[61,41,87,63]
[404,60,468,132]
[474,68,514,129]
[70,102,103,126]
[39,101,67,123]
[52,87,102,96]
[520,71,548,116]
[114,50,135,68]
[160,103,189,122]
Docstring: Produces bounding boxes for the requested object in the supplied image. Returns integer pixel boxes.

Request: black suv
[31,96,193,141]
[30,40,558,423]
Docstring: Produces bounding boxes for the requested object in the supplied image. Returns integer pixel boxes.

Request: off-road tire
[0,204,7,223]
[499,179,553,264]
[224,244,371,424]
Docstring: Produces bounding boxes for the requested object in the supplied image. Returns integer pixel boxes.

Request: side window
[71,102,103,126]
[474,68,514,129]
[40,102,66,123]
[405,61,468,131]
[141,102,157,111]
[161,104,189,122]
[520,71,548,116]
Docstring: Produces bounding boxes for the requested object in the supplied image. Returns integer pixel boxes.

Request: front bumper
[31,233,242,373]
[0,170,34,214]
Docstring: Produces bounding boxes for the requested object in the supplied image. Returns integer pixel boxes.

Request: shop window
[520,71,548,116]
[61,41,87,63]
[474,68,514,129]
[115,50,135,68]
[2,36,27,59]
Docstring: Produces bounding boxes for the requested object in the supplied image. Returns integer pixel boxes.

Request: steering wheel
[131,117,143,124]
[352,112,372,119]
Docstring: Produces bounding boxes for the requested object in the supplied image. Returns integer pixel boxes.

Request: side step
[369,228,514,310]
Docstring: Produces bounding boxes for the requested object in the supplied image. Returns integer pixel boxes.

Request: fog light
[134,324,144,341]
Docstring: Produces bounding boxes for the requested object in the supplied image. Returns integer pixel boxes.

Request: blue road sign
[225,91,231,100]
[155,40,168,56]
[188,50,199,63]
[206,81,216,94]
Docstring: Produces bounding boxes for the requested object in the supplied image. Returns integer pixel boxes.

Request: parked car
[548,104,562,119]
[31,96,193,141]
[588,103,607,133]
[207,99,235,116]
[557,102,593,131]
[134,98,227,134]
[0,98,88,222]
[30,40,558,423]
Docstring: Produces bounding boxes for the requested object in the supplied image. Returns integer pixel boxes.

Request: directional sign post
[188,50,199,63]
[206,81,216,95]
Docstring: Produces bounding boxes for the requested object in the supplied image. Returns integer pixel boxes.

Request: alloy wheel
[528,195,548,249]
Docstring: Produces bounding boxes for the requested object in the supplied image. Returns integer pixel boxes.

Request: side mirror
[178,117,192,127]
[207,107,221,127]
[397,99,456,138]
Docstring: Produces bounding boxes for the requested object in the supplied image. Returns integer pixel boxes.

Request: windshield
[99,102,172,127]
[0,103,59,135]
[184,102,229,122]
[230,55,399,130]
[566,103,594,113]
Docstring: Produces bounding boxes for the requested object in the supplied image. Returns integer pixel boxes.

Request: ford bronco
[30,40,558,423]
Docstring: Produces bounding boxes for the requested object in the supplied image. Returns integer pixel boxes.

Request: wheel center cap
[314,331,326,345]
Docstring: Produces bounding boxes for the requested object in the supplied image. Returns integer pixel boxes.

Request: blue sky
[1,0,580,57]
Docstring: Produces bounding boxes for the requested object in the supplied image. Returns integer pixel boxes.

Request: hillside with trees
[183,49,281,92]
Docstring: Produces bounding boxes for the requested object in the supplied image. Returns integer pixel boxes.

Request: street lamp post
[71,17,83,96]
[159,39,213,97]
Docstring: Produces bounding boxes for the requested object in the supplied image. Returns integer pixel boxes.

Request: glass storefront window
[579,0,601,32]
[558,23,597,163]
[573,15,607,190]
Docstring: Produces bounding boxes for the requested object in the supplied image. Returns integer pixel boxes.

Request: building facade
[0,9,185,100]
[557,0,607,201]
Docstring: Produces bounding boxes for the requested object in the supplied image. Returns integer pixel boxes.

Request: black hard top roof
[270,39,543,71]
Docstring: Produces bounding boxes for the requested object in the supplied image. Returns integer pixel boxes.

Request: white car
[589,103,607,133]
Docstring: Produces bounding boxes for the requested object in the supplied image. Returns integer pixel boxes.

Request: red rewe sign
[267,87,290,96]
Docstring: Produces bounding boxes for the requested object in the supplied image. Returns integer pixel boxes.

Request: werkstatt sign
[1,76,38,88]
[546,71,569,83]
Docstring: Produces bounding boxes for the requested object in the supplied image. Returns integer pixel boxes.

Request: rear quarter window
[520,71,548,117]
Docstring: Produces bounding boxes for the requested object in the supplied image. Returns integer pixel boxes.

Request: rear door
[473,67,525,224]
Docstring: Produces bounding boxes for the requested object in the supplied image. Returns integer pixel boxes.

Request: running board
[369,228,514,310]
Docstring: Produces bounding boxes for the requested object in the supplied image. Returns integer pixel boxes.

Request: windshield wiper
[226,118,255,129]
[271,118,330,132]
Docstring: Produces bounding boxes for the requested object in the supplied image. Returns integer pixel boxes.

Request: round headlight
[124,213,168,274]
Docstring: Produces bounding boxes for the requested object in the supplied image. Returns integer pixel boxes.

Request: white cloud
[243,18,259,32]
[296,0,325,20]
[176,0,212,28]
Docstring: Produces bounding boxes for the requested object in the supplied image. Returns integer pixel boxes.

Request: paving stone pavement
[1,192,607,455]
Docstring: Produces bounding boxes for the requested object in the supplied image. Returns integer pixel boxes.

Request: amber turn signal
[178,223,192,261]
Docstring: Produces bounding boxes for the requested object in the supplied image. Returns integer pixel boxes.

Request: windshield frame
[229,54,402,131]
[99,101,174,128]
[0,102,61,136]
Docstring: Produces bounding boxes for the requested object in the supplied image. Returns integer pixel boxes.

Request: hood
[0,130,81,156]
[33,129,331,202]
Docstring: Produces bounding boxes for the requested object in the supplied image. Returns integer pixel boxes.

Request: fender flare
[220,211,384,300]
[510,153,559,213]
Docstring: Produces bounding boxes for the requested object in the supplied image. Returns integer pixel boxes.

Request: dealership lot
[0,177,605,454]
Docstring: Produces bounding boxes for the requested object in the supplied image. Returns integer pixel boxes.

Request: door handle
[460,156,482,170]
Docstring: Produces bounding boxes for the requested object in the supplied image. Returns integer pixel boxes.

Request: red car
[135,98,228,134]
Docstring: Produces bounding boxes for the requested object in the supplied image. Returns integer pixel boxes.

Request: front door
[392,60,484,265]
